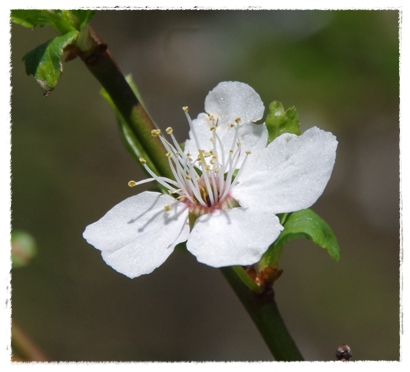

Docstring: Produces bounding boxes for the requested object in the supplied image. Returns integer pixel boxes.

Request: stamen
[151,129,161,137]
[166,127,173,134]
[230,151,251,189]
[163,204,171,212]
[128,180,137,187]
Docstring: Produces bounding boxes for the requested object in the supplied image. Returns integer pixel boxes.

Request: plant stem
[220,267,304,361]
[76,28,174,181]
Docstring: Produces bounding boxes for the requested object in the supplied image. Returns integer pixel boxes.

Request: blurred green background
[11,10,400,361]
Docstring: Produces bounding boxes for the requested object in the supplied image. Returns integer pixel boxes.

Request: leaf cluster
[11,10,95,95]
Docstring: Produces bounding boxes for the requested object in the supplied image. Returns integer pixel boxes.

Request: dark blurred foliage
[11,10,399,361]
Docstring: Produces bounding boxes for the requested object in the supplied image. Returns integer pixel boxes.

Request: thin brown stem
[11,321,49,362]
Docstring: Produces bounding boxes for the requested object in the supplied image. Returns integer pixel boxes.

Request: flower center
[129,107,251,215]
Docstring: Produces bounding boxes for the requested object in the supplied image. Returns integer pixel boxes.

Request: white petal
[186,207,282,267]
[205,81,265,126]
[232,127,338,213]
[83,191,189,278]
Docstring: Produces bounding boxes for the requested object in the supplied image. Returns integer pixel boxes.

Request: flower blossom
[83,82,337,278]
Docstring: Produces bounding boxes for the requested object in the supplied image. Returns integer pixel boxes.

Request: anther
[235,117,241,123]
[210,126,216,131]
[128,180,137,187]
[163,205,171,212]
[166,152,172,158]
[237,142,242,147]
[166,127,173,134]
[151,129,161,137]
[229,123,235,128]
[246,150,251,155]
[139,158,147,164]
[182,106,189,113]
[210,137,215,143]
[185,174,191,180]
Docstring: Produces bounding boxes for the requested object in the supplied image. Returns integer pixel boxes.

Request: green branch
[221,267,304,361]
[76,28,174,181]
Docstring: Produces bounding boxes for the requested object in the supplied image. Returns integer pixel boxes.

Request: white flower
[83,82,338,278]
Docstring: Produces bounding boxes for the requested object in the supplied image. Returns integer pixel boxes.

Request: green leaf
[11,230,37,269]
[71,10,96,28]
[22,30,79,95]
[11,10,49,28]
[260,209,340,268]
[11,10,77,34]
[265,101,301,143]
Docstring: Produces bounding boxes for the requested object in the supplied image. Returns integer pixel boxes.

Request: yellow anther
[205,165,211,171]
[182,106,189,113]
[166,127,173,134]
[128,180,137,187]
[229,123,235,128]
[185,174,192,180]
[208,115,214,121]
[210,137,215,143]
[237,142,242,147]
[246,150,251,155]
[166,152,172,158]
[163,204,171,212]
[214,168,219,173]
[139,158,147,164]
[204,151,211,157]
[210,126,216,131]
[151,129,161,137]
[229,150,234,154]
[235,117,241,123]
